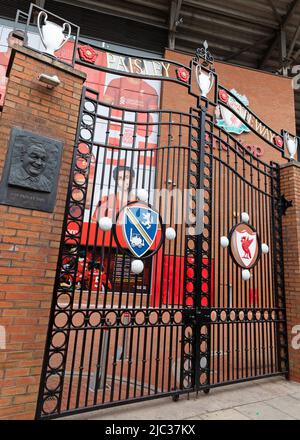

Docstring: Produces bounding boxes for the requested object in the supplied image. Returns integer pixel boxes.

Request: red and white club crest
[236,229,257,267]
[229,223,260,269]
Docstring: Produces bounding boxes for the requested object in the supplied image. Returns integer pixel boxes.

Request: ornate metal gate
[36,43,289,419]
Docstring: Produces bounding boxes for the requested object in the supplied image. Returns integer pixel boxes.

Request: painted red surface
[151,253,214,307]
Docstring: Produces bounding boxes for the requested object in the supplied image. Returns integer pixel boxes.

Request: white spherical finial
[166,227,176,240]
[241,212,249,223]
[242,269,251,281]
[261,243,269,254]
[220,236,229,248]
[98,216,112,231]
[137,189,148,202]
[131,259,144,274]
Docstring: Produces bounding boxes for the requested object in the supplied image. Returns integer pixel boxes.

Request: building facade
[0,1,300,420]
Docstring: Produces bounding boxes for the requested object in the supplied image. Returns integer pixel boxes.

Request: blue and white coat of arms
[123,204,159,258]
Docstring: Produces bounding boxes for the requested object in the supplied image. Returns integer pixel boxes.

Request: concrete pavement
[62,376,300,420]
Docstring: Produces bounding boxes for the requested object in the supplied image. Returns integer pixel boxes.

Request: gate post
[280,161,300,383]
[0,44,85,419]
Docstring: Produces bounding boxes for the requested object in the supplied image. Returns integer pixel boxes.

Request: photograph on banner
[80,55,162,296]
[86,61,161,227]
[0,21,161,296]
[0,24,44,106]
[71,47,161,294]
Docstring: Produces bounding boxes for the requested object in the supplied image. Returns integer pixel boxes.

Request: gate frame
[35,42,290,419]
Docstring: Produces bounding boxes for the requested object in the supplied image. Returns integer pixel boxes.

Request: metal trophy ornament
[220,212,269,281]
[37,10,71,56]
[284,132,298,160]
[195,65,214,98]
[194,40,215,98]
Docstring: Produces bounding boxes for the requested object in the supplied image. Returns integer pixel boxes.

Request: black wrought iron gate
[36,44,288,419]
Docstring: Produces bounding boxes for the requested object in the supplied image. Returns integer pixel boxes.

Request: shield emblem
[229,223,260,269]
[235,229,257,268]
[123,204,159,258]
[217,89,250,135]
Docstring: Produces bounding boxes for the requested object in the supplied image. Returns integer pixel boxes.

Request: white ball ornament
[220,236,229,248]
[137,189,148,202]
[98,216,112,231]
[131,259,144,274]
[166,227,176,240]
[241,212,249,223]
[242,269,251,281]
[261,243,269,254]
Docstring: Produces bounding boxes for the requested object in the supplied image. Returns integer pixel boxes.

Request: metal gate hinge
[183,309,211,325]
[281,194,293,215]
[197,309,210,323]
[183,309,195,325]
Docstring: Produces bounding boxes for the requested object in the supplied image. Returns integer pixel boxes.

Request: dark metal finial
[194,40,214,66]
[280,194,293,215]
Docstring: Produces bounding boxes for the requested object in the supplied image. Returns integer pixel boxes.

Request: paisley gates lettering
[244,112,274,144]
[206,134,265,158]
[107,54,171,77]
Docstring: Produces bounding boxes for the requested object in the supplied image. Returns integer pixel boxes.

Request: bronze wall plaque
[0,128,63,212]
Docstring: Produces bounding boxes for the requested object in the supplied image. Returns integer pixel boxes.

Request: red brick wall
[280,162,300,382]
[0,45,85,419]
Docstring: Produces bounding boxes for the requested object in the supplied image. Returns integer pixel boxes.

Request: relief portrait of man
[8,137,55,193]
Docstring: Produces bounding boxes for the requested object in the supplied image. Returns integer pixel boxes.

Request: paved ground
[62,376,300,420]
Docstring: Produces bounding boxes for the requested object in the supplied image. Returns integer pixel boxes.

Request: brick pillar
[280,161,300,383]
[0,45,86,419]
